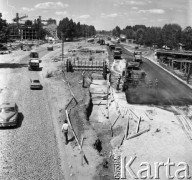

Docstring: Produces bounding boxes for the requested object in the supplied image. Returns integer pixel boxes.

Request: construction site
[1,12,192,180]
[43,36,192,179]
[8,13,58,41]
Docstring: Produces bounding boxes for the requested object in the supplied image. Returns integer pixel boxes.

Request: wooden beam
[127,128,150,140]
[136,117,141,133]
[125,115,129,139]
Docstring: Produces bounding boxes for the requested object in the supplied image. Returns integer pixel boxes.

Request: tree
[57,17,96,39]
[0,15,9,43]
[162,24,182,49]
[112,26,121,37]
[136,28,145,45]
[181,26,192,50]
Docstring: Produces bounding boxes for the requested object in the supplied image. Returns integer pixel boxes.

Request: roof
[0,102,16,108]
[30,59,39,63]
[134,51,142,53]
[30,49,38,53]
[127,62,140,67]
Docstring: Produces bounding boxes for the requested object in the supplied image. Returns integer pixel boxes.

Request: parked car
[115,47,122,54]
[23,45,31,51]
[30,79,42,90]
[113,50,121,59]
[47,45,53,51]
[0,102,19,127]
[0,47,11,54]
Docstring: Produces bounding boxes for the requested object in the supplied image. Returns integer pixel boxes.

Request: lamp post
[61,32,65,70]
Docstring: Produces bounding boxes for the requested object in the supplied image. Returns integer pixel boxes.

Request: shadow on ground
[125,87,192,106]
[0,63,28,69]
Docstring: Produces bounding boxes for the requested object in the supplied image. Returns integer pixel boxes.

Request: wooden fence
[66,59,105,72]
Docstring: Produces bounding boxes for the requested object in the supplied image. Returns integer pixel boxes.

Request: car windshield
[135,52,142,55]
[30,52,39,58]
[114,51,120,55]
[33,80,40,83]
[0,107,15,113]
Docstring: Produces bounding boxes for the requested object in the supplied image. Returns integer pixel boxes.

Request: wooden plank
[127,128,150,140]
[111,114,121,137]
[125,115,129,139]
[176,116,192,140]
[136,117,141,133]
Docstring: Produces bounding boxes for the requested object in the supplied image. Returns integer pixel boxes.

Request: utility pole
[61,32,64,65]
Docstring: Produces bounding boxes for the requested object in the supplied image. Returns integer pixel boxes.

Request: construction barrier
[66,59,105,72]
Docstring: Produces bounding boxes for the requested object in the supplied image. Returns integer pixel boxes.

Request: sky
[0,0,191,30]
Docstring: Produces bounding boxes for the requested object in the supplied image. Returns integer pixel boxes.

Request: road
[117,44,192,105]
[0,46,65,179]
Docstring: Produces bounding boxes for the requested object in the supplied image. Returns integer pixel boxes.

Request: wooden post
[125,115,129,139]
[111,114,121,137]
[136,117,141,133]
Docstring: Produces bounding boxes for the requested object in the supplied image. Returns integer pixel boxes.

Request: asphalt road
[0,47,65,179]
[118,44,192,105]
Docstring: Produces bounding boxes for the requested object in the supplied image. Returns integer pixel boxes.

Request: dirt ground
[39,41,115,180]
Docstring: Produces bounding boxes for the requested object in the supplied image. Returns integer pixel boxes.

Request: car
[115,47,122,54]
[47,45,53,51]
[30,79,42,90]
[113,50,121,59]
[23,45,31,51]
[0,47,11,54]
[0,102,19,127]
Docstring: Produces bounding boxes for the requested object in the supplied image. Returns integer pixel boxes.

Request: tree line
[0,15,9,43]
[112,24,192,50]
[57,17,96,40]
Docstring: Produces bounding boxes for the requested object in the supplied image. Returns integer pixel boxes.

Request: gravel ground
[0,46,65,180]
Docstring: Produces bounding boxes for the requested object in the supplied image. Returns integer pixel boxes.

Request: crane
[13,13,28,25]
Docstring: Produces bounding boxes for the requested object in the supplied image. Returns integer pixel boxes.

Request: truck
[122,61,146,90]
[28,50,41,71]
[109,43,115,51]
[115,47,122,54]
[113,50,121,59]
[133,51,142,63]
[47,45,53,51]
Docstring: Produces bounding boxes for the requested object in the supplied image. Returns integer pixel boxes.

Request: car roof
[135,51,141,53]
[30,50,38,53]
[0,102,16,108]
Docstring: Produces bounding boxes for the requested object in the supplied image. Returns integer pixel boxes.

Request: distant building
[9,24,38,40]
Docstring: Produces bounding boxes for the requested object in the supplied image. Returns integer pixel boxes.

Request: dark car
[47,45,53,51]
[0,46,11,54]
[0,102,19,127]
